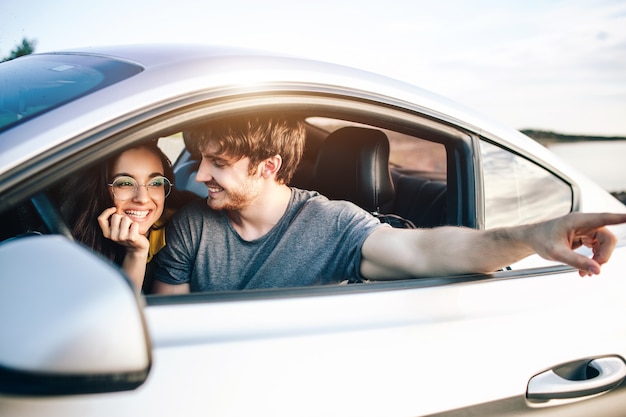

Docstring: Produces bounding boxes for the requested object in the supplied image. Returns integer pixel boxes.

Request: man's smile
[206,183,224,193]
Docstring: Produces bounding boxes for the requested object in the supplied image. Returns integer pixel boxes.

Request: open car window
[0,94,581,296]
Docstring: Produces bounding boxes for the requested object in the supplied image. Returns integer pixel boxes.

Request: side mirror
[0,235,151,395]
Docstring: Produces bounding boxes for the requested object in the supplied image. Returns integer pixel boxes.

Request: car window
[300,116,451,229]
[157,133,185,163]
[305,116,446,178]
[480,140,572,229]
[386,131,446,179]
[0,54,142,133]
[0,108,458,291]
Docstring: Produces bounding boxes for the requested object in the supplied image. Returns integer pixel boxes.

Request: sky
[1,0,625,137]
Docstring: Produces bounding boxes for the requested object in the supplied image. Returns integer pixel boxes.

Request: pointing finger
[571,212,626,229]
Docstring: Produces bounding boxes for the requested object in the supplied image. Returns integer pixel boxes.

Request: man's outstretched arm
[360,212,626,280]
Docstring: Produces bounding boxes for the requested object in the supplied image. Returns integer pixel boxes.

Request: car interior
[174,119,450,230]
[0,110,475,291]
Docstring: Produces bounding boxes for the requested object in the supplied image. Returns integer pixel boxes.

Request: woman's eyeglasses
[108,176,172,200]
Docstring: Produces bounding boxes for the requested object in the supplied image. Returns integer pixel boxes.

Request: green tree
[1,38,37,62]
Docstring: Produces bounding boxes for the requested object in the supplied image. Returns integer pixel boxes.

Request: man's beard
[206,180,261,211]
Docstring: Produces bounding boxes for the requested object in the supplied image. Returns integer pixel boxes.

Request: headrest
[313,127,395,213]
[182,130,202,161]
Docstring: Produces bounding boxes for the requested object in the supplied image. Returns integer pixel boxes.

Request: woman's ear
[261,155,283,179]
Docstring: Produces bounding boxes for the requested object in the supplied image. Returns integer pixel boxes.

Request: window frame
[1,89,583,303]
[476,137,576,230]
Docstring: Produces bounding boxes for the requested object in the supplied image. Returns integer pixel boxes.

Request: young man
[153,115,626,293]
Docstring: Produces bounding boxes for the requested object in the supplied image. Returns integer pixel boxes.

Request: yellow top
[146,228,165,263]
[147,219,166,264]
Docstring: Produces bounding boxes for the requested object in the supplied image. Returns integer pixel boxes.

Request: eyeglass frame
[107,175,173,200]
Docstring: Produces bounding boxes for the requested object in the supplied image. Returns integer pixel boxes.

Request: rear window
[0,54,143,133]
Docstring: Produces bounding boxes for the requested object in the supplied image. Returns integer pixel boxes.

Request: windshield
[0,54,143,133]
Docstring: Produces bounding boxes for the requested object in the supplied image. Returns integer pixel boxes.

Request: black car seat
[173,132,207,197]
[313,126,415,228]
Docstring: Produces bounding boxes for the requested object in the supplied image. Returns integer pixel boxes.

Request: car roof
[0,44,550,176]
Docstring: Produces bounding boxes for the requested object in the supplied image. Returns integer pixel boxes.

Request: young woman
[60,141,196,293]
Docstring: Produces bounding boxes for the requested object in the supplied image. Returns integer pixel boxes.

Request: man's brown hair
[186,114,305,184]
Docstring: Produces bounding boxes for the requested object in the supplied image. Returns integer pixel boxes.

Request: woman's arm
[121,249,149,290]
[98,207,150,291]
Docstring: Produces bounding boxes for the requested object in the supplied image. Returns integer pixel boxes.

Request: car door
[3,245,626,417]
[139,266,626,417]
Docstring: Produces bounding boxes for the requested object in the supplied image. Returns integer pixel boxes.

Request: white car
[1,44,626,417]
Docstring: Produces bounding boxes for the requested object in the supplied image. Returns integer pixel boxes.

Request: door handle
[527,356,626,400]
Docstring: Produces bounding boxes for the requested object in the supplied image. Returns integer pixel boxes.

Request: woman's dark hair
[59,141,192,264]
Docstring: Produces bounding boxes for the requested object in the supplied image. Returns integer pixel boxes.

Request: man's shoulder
[290,187,370,218]
[292,188,353,207]
[291,187,324,202]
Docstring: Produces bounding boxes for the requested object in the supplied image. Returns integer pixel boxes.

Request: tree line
[1,38,37,62]
[522,129,626,145]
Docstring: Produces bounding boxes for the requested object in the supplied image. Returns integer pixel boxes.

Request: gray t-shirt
[154,188,385,291]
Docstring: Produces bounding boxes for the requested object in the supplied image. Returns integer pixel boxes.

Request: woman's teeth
[125,210,149,218]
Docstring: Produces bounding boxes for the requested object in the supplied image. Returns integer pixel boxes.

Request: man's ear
[261,155,283,179]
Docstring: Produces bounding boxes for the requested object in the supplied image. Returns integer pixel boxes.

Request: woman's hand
[97,207,149,254]
[97,207,149,291]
